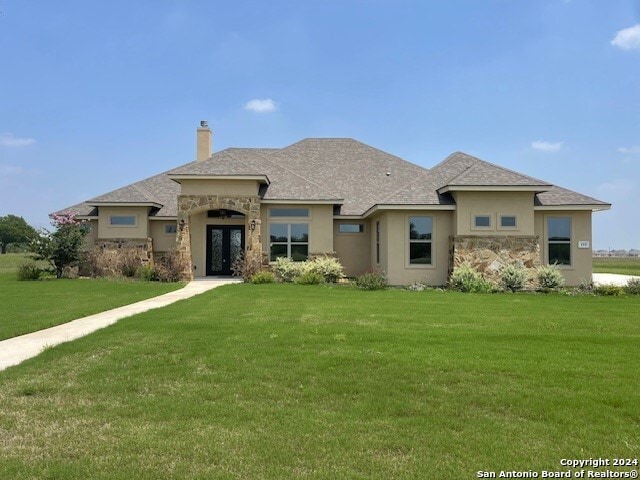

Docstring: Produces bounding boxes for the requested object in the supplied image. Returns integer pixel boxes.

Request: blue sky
[1,0,638,249]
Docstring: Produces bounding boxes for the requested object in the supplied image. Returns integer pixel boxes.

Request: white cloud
[244,98,277,113]
[0,132,36,147]
[597,179,635,199]
[531,140,564,152]
[618,146,640,154]
[611,24,640,50]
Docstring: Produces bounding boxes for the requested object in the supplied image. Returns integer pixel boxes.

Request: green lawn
[0,285,638,479]
[593,256,640,276]
[0,255,184,340]
[0,252,47,272]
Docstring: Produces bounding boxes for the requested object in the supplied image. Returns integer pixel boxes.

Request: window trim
[498,214,518,230]
[269,222,310,262]
[546,215,572,268]
[163,223,177,235]
[108,215,137,227]
[407,215,434,268]
[337,223,365,235]
[471,214,493,231]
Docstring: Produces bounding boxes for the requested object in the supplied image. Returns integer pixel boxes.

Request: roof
[54,139,610,218]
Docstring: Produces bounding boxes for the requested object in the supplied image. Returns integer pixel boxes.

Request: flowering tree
[30,213,89,278]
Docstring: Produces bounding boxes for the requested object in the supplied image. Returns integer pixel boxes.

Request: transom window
[548,217,571,265]
[500,215,517,228]
[473,215,492,228]
[338,223,364,234]
[164,224,177,234]
[269,208,309,217]
[109,215,136,226]
[270,223,309,261]
[409,216,432,265]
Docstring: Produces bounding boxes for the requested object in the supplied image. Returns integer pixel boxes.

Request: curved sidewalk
[0,278,240,372]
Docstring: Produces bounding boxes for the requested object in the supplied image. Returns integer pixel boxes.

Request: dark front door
[206,225,245,276]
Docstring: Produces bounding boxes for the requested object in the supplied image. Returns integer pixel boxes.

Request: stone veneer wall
[82,238,153,277]
[177,194,262,280]
[450,235,542,285]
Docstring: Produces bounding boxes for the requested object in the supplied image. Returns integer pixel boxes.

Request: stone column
[177,197,194,281]
[244,198,263,268]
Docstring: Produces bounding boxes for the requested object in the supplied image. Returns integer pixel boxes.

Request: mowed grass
[0,253,184,340]
[0,285,638,479]
[593,256,640,276]
[0,253,48,272]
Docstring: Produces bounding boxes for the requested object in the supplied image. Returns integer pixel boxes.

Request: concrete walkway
[592,273,639,287]
[0,278,241,372]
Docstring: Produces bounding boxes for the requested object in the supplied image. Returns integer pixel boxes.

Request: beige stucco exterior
[453,191,536,236]
[97,206,150,239]
[333,221,370,276]
[149,220,177,253]
[180,179,261,197]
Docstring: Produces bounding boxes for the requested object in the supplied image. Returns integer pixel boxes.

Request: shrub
[16,262,43,281]
[449,262,493,293]
[500,263,529,292]
[135,264,159,282]
[407,281,426,292]
[624,277,640,295]
[250,270,276,284]
[155,249,188,282]
[593,284,625,296]
[308,255,344,283]
[295,271,325,285]
[119,249,143,278]
[536,264,565,291]
[273,257,307,283]
[577,278,595,294]
[354,271,388,290]
[232,251,263,282]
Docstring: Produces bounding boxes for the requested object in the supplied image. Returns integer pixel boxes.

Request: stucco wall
[333,221,370,276]
[383,210,454,286]
[180,179,260,197]
[453,191,536,236]
[83,219,98,249]
[97,206,149,239]
[534,210,592,286]
[150,221,177,253]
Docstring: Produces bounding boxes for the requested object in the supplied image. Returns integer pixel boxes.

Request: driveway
[592,273,639,287]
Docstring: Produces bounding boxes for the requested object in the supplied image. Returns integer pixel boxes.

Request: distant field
[593,257,640,276]
[0,253,47,272]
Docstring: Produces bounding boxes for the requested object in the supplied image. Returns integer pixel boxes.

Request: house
[56,122,610,285]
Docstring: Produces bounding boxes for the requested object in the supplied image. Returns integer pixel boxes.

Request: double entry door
[206,225,245,276]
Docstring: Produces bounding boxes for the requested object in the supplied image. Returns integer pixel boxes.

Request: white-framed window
[472,214,492,229]
[269,208,309,218]
[408,216,432,265]
[547,217,571,266]
[338,223,364,234]
[109,215,136,227]
[269,223,309,261]
[164,223,177,235]
[498,215,518,229]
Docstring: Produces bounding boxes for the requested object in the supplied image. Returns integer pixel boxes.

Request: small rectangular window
[338,223,364,233]
[164,224,177,234]
[109,215,136,226]
[474,215,491,228]
[409,216,432,265]
[548,217,571,265]
[269,208,309,217]
[376,221,380,264]
[500,215,517,228]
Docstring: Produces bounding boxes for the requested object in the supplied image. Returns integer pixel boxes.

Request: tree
[0,214,37,254]
[30,213,89,278]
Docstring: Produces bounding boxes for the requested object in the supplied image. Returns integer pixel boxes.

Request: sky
[0,0,639,250]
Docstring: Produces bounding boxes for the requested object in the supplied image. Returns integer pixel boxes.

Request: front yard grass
[593,256,640,276]
[0,273,183,340]
[0,285,638,479]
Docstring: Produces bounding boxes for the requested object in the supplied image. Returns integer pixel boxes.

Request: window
[109,215,136,226]
[269,208,309,217]
[207,209,244,219]
[499,215,517,228]
[164,223,177,234]
[270,223,309,261]
[548,217,571,265]
[473,215,492,228]
[409,216,432,265]
[376,221,380,264]
[338,223,364,234]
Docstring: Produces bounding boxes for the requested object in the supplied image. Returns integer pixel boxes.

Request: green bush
[273,257,307,283]
[135,264,159,282]
[577,278,594,293]
[120,249,143,278]
[407,281,426,292]
[594,284,625,296]
[624,277,640,295]
[308,256,344,283]
[500,263,529,292]
[536,264,565,290]
[295,271,325,285]
[354,271,388,290]
[16,262,43,281]
[449,262,493,293]
[250,270,276,284]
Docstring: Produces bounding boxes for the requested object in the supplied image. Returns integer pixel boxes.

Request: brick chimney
[196,121,212,162]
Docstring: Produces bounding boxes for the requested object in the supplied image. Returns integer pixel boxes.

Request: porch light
[250,220,256,231]
[179,219,186,231]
